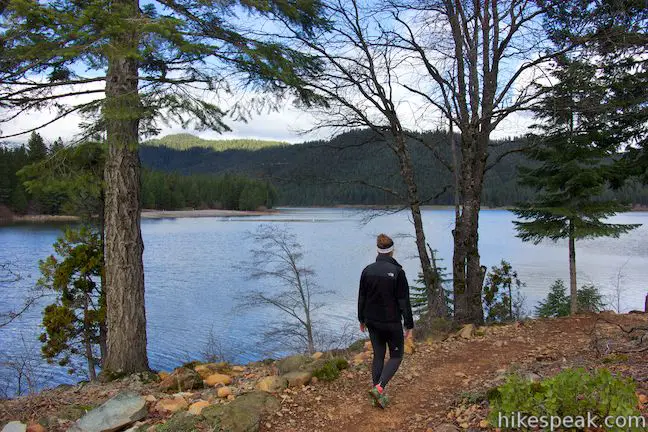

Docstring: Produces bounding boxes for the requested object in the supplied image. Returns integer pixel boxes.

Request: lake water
[1,207,647,394]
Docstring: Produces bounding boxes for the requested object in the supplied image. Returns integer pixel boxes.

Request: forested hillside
[146,133,288,152]
[140,129,648,207]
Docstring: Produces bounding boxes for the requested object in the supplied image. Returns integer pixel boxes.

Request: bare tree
[607,260,629,313]
[0,262,43,329]
[240,224,329,355]
[384,0,568,323]
[0,334,52,398]
[276,0,449,318]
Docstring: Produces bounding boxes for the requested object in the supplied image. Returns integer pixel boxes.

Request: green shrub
[483,260,526,323]
[347,339,368,352]
[312,358,348,381]
[488,368,642,431]
[536,280,606,317]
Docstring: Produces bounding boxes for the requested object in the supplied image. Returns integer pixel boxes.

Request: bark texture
[102,0,149,374]
[568,221,578,315]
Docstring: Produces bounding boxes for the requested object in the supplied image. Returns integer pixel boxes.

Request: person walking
[358,233,414,408]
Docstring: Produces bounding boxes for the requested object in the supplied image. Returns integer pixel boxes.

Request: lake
[1,207,647,394]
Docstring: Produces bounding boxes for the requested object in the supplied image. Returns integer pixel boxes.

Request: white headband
[377,245,394,254]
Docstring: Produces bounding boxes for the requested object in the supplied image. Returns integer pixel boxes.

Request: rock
[364,341,373,351]
[525,372,542,382]
[227,394,236,401]
[158,371,169,380]
[155,412,198,432]
[311,376,319,384]
[188,400,210,415]
[60,405,94,421]
[493,340,504,348]
[479,419,489,428]
[276,355,311,374]
[352,352,369,365]
[204,373,232,386]
[1,422,26,432]
[283,371,312,387]
[217,386,232,398]
[195,363,224,379]
[202,391,280,432]
[154,397,188,413]
[159,367,203,393]
[256,376,288,393]
[68,392,147,432]
[639,393,647,404]
[231,365,246,373]
[26,425,46,432]
[458,324,475,339]
[434,424,460,432]
[311,352,324,360]
[144,395,157,403]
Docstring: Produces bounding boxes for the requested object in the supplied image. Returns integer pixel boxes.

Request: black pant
[367,321,404,388]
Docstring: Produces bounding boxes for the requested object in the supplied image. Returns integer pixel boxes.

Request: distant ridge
[145,133,288,152]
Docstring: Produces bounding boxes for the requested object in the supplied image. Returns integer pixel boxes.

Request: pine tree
[27,132,47,162]
[38,227,105,380]
[513,58,641,315]
[410,249,452,317]
[1,0,325,374]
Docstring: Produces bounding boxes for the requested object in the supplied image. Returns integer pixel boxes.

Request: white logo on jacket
[387,272,395,277]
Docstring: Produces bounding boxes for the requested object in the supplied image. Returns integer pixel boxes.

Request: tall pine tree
[512,57,640,314]
[1,0,325,374]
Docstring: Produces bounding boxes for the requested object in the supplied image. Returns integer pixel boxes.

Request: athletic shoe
[377,392,389,408]
[369,386,388,409]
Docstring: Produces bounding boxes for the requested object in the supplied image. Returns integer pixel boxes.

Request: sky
[0,99,536,146]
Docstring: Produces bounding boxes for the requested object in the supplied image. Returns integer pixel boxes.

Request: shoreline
[2,205,647,225]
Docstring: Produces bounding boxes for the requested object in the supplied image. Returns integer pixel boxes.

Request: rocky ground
[1,312,647,432]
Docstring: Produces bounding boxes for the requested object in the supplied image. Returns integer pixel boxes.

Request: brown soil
[1,313,646,431]
[262,313,648,432]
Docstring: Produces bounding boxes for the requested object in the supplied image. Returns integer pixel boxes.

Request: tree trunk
[102,0,149,374]
[84,290,97,381]
[568,220,578,315]
[98,195,108,364]
[644,293,647,313]
[393,134,446,318]
[453,132,486,324]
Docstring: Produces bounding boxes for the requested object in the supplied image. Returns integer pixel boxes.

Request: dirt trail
[265,315,647,432]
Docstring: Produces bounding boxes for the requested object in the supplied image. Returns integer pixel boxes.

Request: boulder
[458,324,475,339]
[231,365,246,373]
[217,386,232,398]
[311,352,324,360]
[204,373,232,387]
[188,400,210,415]
[202,391,280,432]
[154,397,188,413]
[194,363,226,379]
[256,376,288,393]
[26,425,46,432]
[159,367,203,393]
[68,392,147,432]
[1,422,26,432]
[276,355,311,374]
[154,412,198,432]
[283,371,312,387]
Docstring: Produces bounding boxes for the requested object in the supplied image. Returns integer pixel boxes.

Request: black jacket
[358,254,414,329]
